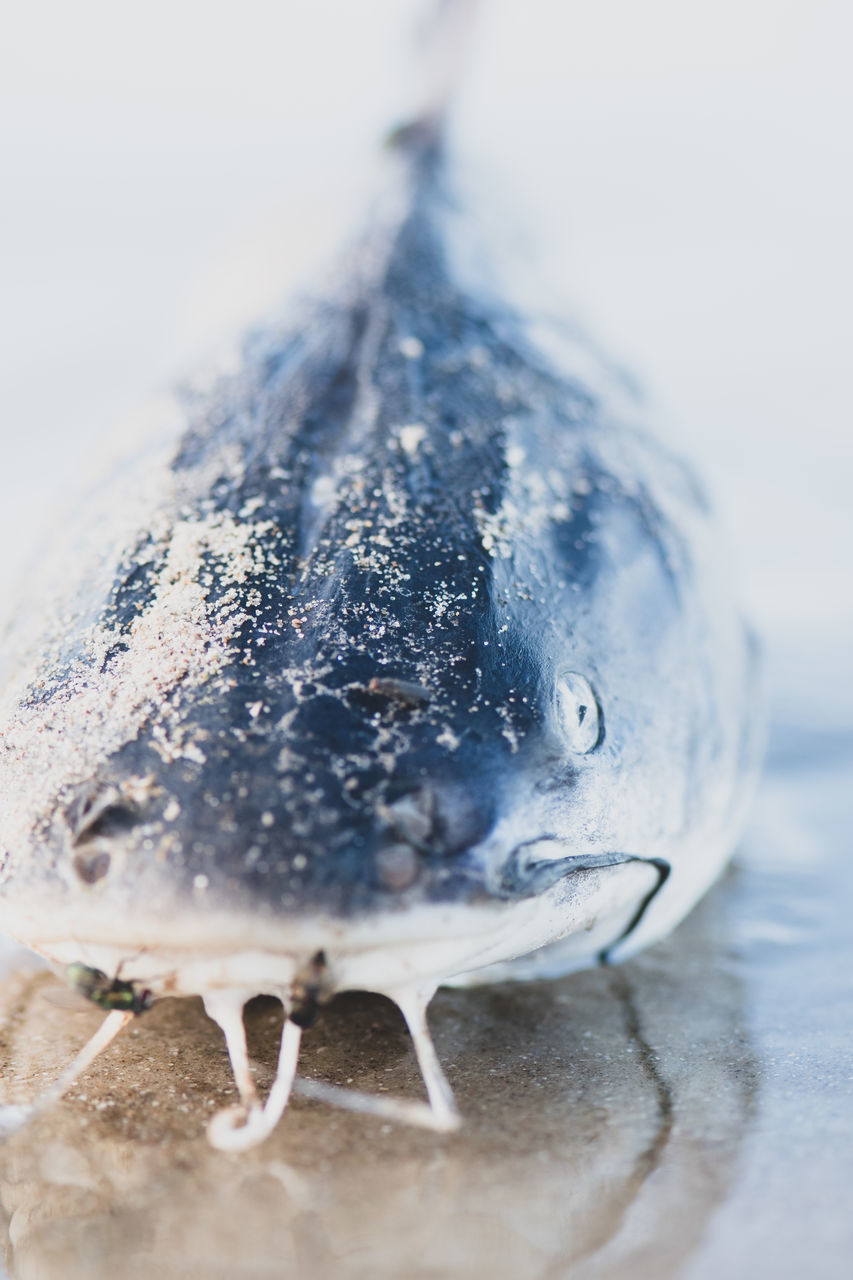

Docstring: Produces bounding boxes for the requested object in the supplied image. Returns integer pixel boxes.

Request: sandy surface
[0,886,751,1280]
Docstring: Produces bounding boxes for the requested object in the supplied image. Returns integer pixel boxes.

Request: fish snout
[53,719,504,915]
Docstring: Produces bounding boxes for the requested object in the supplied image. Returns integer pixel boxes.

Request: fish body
[0,126,762,1140]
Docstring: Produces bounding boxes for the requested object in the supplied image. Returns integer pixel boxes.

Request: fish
[0,9,762,1148]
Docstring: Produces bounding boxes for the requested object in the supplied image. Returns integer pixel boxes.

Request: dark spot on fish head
[72,850,112,884]
[375,843,421,891]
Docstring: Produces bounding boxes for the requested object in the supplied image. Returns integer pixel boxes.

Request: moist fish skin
[0,133,761,981]
[0,103,764,1145]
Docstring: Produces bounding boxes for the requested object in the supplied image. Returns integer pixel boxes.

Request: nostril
[346,677,432,717]
[380,782,493,859]
[382,789,436,847]
[366,677,432,706]
[67,776,156,847]
[72,802,138,844]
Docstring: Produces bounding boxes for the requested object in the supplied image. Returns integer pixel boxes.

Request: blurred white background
[1,0,851,734]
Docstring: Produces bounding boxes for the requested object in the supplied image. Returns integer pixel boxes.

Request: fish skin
[0,142,761,968]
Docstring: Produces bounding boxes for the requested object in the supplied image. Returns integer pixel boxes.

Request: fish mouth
[497,838,644,896]
[5,856,659,1001]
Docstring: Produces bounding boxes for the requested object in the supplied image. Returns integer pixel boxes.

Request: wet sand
[0,741,848,1280]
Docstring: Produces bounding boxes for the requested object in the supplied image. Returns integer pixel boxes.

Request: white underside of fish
[4,860,657,1002]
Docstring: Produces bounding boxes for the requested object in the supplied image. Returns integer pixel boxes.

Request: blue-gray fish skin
[0,141,762,996]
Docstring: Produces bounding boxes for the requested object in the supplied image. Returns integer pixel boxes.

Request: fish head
[0,216,757,994]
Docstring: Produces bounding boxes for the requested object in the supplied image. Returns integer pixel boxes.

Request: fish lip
[497,837,637,898]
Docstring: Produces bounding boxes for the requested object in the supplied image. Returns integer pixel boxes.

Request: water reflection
[0,876,753,1280]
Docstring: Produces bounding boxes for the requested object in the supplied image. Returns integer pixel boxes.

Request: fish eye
[554,672,602,754]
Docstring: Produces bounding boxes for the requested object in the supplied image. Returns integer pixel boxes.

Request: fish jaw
[2,859,657,1007]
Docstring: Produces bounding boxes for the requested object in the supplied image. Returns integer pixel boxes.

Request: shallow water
[0,735,850,1279]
